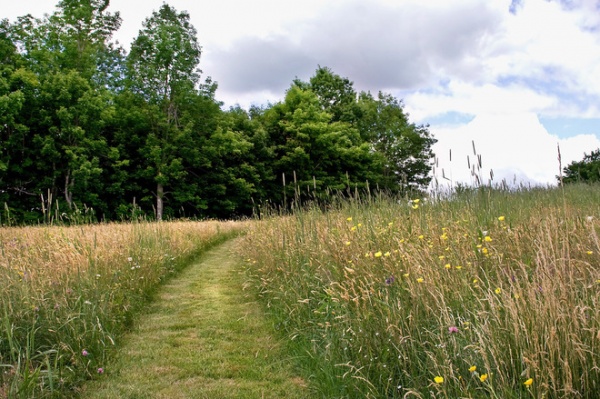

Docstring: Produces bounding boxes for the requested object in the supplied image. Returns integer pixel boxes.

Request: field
[239,185,600,398]
[0,220,245,398]
[2,185,600,398]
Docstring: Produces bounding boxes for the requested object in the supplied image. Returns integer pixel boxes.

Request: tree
[561,149,600,184]
[260,83,380,205]
[357,92,436,193]
[306,67,436,194]
[126,4,201,220]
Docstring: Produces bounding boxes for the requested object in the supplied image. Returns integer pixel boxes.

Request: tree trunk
[65,171,74,209]
[156,182,163,221]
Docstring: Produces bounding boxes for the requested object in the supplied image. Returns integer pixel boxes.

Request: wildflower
[469,365,477,372]
[413,199,420,203]
[473,279,478,284]
[417,278,424,283]
[375,251,382,258]
[495,287,502,294]
[97,368,104,374]
[586,250,593,255]
[388,222,393,227]
[412,204,419,209]
[498,216,505,221]
[403,273,410,277]
[347,217,353,221]
[482,248,489,255]
[448,326,459,333]
[385,276,395,285]
[82,350,89,357]
[445,263,451,269]
[418,235,424,240]
[484,236,492,242]
[480,374,488,382]
[438,255,445,260]
[524,378,533,387]
[350,226,357,232]
[434,376,444,384]
[455,265,462,270]
[384,251,391,257]
[345,241,351,246]
[127,257,133,262]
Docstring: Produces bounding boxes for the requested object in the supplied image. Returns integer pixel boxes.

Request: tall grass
[239,184,600,398]
[0,220,246,398]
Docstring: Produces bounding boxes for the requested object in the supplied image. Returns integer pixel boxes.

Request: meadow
[0,220,245,398]
[1,184,599,399]
[239,184,600,398]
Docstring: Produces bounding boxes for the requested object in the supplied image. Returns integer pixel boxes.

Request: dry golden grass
[0,220,247,398]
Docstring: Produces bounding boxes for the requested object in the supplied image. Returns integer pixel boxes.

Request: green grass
[78,239,313,399]
[239,184,600,398]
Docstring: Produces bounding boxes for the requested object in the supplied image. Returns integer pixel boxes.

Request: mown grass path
[80,239,312,399]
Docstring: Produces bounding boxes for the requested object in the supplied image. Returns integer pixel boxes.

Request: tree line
[0,0,436,223]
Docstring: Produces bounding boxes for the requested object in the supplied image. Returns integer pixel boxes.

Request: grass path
[79,239,313,399]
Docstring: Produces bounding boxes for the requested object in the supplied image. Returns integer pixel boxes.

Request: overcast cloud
[4,0,600,186]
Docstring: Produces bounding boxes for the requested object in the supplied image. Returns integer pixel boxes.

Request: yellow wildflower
[495,287,502,294]
[375,251,382,258]
[587,250,593,255]
[469,366,476,372]
[347,217,352,221]
[433,376,444,384]
[345,241,351,246]
[524,378,533,387]
[480,374,488,382]
[417,278,424,283]
[384,251,390,257]
[484,236,492,242]
[412,204,419,209]
[498,216,505,221]
[444,263,451,269]
[455,265,462,270]
[418,235,424,240]
[413,199,420,204]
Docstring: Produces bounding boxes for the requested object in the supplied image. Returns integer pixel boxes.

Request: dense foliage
[561,148,600,184]
[0,1,436,223]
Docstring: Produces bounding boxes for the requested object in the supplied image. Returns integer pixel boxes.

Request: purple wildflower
[82,350,88,357]
[385,275,395,285]
[97,367,104,374]
[448,326,459,334]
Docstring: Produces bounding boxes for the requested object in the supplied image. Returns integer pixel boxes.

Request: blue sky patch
[426,111,475,127]
[539,116,600,139]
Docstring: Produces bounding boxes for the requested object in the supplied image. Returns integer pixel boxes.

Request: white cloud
[431,112,600,187]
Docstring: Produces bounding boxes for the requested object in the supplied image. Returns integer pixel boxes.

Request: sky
[4,0,600,187]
